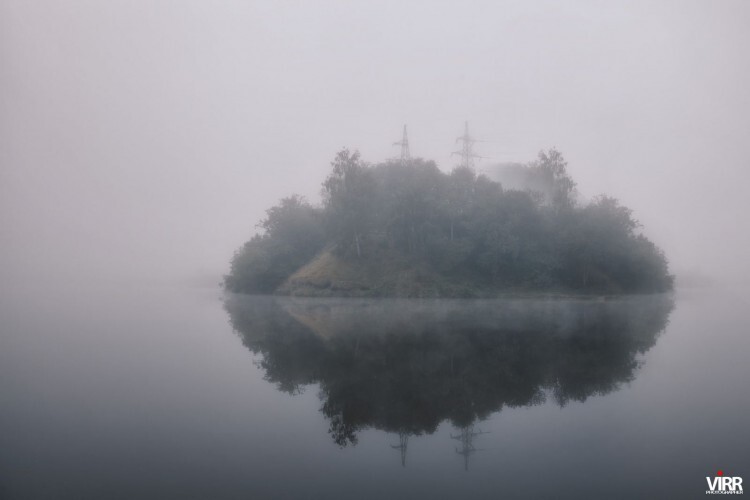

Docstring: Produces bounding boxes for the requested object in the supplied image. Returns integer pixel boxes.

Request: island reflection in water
[224,295,673,468]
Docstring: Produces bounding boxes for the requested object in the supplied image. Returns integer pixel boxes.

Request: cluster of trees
[485,150,575,206]
[223,195,324,293]
[225,148,673,294]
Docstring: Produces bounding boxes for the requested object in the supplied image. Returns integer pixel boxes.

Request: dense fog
[2,1,749,287]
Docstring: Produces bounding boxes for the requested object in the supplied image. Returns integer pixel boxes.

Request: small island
[224,147,673,297]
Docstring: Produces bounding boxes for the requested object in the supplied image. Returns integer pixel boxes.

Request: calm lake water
[1,283,748,499]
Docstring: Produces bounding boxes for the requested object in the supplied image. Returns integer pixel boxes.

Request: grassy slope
[277,247,626,298]
[277,247,483,298]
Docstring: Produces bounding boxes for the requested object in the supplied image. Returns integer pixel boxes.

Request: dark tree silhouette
[225,294,674,454]
[225,148,674,295]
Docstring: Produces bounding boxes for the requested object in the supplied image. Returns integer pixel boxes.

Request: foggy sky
[2,0,749,287]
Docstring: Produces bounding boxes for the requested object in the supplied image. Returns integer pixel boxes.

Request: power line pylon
[391,431,409,467]
[452,121,485,169]
[450,425,489,471]
[393,124,410,164]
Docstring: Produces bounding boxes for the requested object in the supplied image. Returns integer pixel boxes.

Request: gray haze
[2,0,749,287]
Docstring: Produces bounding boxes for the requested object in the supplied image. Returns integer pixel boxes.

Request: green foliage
[321,149,374,258]
[556,196,673,292]
[487,148,577,211]
[531,148,578,211]
[223,195,324,293]
[225,148,674,296]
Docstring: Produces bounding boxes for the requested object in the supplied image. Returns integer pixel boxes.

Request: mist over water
[2,1,749,287]
[2,2,750,499]
[1,286,749,499]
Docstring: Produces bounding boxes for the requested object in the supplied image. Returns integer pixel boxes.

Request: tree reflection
[224,295,673,462]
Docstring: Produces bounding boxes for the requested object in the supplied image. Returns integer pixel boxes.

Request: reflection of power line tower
[451,425,489,471]
[391,432,409,467]
[393,125,410,164]
[451,121,487,169]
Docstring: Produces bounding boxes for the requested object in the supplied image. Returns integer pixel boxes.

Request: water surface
[1,284,747,499]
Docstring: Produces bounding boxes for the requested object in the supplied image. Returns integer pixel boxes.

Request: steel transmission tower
[391,432,409,467]
[393,125,410,164]
[452,121,485,169]
[450,425,489,471]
